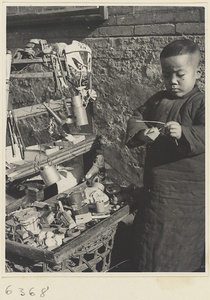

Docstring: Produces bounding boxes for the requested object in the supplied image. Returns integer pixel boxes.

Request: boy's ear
[196,66,201,79]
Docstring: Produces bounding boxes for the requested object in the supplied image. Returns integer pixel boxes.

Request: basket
[6,205,130,273]
[43,224,118,272]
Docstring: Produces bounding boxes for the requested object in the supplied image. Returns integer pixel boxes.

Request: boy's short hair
[160,39,201,63]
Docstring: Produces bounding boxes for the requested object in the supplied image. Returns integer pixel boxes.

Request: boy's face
[161,53,201,98]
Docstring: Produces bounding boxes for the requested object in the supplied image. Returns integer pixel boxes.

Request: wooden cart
[6,47,131,273]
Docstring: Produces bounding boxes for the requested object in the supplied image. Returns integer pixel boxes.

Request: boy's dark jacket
[126,86,205,272]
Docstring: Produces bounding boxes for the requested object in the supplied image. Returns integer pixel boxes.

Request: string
[106,259,132,272]
[135,120,166,125]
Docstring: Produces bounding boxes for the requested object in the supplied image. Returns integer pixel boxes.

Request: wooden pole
[6,50,12,110]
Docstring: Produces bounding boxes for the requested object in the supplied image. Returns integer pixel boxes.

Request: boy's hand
[165,121,182,140]
[136,128,159,143]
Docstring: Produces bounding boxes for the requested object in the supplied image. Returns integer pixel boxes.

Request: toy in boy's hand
[144,127,160,141]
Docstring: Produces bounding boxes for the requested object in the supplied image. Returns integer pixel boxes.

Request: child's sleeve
[178,97,205,156]
[125,96,154,148]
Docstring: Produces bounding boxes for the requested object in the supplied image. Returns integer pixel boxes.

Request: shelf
[6,134,97,183]
[12,57,65,65]
[12,99,71,120]
[10,72,54,79]
[7,48,95,184]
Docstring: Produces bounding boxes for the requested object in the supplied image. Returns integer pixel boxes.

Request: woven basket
[42,224,118,272]
[6,205,130,272]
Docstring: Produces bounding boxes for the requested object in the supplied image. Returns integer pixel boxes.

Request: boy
[126,39,205,272]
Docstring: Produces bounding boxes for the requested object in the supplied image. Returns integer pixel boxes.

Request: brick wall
[7,6,205,186]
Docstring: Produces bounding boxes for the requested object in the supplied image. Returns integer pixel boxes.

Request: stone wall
[7,6,205,186]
